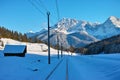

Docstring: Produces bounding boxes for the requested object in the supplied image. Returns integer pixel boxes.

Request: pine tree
[0,26,44,43]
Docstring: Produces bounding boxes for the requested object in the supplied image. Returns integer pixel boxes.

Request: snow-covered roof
[4,45,26,54]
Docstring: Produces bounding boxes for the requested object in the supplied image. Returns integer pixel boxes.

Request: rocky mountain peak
[104,16,120,27]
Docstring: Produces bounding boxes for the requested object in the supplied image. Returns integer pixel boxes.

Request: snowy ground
[48,54,120,80]
[0,38,57,55]
[0,38,120,80]
[0,50,63,80]
[1,52,120,80]
[68,54,120,80]
[0,38,67,80]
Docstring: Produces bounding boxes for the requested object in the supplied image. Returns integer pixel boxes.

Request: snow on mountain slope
[26,28,48,38]
[105,16,120,28]
[26,31,38,38]
[67,31,97,47]
[54,18,97,34]
[69,31,96,41]
[26,16,120,48]
[86,16,120,39]
[33,18,98,48]
[55,18,78,31]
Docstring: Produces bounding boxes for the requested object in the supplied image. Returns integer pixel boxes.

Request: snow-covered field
[0,38,120,80]
[0,51,60,80]
[0,38,65,80]
[68,54,120,80]
[0,38,57,55]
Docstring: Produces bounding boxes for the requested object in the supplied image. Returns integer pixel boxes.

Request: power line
[55,0,60,21]
[33,0,48,12]
[55,0,63,58]
[28,0,46,17]
[38,0,48,11]
[29,0,57,26]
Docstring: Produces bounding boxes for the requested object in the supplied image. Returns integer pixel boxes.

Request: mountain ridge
[26,16,120,48]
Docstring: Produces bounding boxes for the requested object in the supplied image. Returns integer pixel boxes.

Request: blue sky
[0,0,120,33]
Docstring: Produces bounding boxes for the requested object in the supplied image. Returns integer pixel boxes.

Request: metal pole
[57,35,59,59]
[61,43,63,58]
[47,12,50,64]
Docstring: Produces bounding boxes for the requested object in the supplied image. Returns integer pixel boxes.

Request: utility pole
[57,35,59,59]
[47,12,50,64]
[61,43,63,58]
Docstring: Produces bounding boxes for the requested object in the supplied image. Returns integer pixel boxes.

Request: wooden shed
[4,45,27,57]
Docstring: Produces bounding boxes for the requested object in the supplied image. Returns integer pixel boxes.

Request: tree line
[0,26,42,43]
[76,34,120,55]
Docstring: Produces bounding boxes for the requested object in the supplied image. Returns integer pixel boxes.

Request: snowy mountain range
[26,16,120,48]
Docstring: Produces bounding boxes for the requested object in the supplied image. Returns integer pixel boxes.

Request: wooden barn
[4,45,27,57]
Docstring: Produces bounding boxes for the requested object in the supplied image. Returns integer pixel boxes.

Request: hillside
[77,34,120,54]
[0,27,28,42]
[0,38,57,55]
[0,26,43,43]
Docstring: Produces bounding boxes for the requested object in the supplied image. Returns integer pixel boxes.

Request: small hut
[4,45,27,57]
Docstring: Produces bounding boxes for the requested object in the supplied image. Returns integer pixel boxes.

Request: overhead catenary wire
[28,0,46,17]
[29,0,64,60]
[29,0,55,24]
[29,0,52,64]
[38,0,59,24]
[55,0,65,57]
[29,0,61,25]
[55,0,60,21]
[55,0,60,59]
[38,0,48,12]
